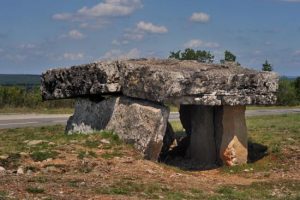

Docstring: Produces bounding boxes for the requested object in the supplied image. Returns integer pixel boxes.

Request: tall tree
[262,60,273,71]
[224,50,236,62]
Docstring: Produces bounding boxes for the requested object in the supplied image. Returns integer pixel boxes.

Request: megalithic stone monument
[41,59,278,167]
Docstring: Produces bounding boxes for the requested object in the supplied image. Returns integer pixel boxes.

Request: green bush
[277,79,299,106]
[0,86,74,109]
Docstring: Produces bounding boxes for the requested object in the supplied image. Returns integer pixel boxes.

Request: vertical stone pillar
[215,106,248,166]
[188,106,217,168]
[179,105,193,136]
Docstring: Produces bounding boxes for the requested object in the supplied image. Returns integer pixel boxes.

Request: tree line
[0,86,74,109]
[169,48,300,106]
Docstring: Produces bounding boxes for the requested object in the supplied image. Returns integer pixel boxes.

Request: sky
[0,0,299,75]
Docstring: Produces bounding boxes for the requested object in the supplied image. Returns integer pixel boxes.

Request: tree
[262,60,273,71]
[277,79,299,106]
[224,50,236,62]
[169,48,214,63]
[169,50,181,60]
[295,76,300,100]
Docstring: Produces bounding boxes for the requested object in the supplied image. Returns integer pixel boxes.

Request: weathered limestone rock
[66,97,115,134]
[66,97,169,160]
[41,59,278,106]
[187,106,217,168]
[41,61,121,100]
[120,59,278,105]
[215,106,248,166]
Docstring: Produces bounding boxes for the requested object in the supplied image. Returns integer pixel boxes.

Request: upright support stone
[187,106,217,168]
[215,106,248,166]
[179,105,193,136]
[66,97,169,161]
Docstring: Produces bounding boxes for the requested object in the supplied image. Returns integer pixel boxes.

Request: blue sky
[0,0,299,75]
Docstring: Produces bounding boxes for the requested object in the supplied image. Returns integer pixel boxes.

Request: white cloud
[102,48,140,60]
[53,0,142,22]
[63,53,85,61]
[136,21,168,34]
[68,30,85,39]
[184,39,219,49]
[190,12,210,23]
[18,44,36,49]
[52,13,72,20]
[123,31,144,41]
[60,30,86,40]
[112,39,129,45]
[120,21,168,43]
[293,50,300,56]
[79,20,109,29]
[78,0,143,17]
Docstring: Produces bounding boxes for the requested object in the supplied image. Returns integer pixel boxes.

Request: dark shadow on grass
[247,141,268,163]
[160,136,268,171]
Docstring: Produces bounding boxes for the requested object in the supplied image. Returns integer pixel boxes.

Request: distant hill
[0,74,40,86]
[280,76,298,80]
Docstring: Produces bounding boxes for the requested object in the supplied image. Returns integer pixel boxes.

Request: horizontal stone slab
[41,61,121,100]
[41,59,279,105]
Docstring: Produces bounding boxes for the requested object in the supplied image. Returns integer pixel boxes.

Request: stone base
[66,97,169,161]
[215,106,248,166]
[179,105,248,167]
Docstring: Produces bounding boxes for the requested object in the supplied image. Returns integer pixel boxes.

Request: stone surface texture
[41,61,121,100]
[41,59,278,106]
[66,97,169,160]
[187,106,217,168]
[214,106,248,166]
[179,105,248,167]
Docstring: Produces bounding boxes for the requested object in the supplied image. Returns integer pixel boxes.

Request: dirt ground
[0,114,299,199]
[0,137,299,199]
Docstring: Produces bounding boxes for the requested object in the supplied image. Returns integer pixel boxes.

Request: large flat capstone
[41,59,278,106]
[66,97,169,160]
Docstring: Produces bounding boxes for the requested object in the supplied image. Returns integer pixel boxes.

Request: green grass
[247,114,300,155]
[101,149,123,159]
[0,191,7,199]
[0,126,124,170]
[246,105,300,110]
[26,186,45,194]
[77,150,97,159]
[0,126,121,155]
[210,180,300,200]
[96,179,205,199]
[30,150,59,162]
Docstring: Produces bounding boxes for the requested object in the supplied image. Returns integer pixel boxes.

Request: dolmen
[41,59,278,168]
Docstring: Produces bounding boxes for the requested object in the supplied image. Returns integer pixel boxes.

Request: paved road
[0,108,300,129]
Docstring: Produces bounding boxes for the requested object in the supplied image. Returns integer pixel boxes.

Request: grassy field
[0,114,299,199]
